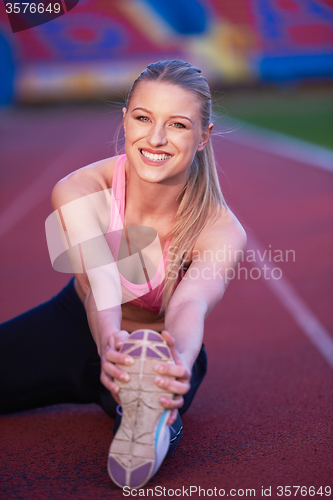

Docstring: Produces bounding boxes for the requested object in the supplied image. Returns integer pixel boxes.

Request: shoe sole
[107,329,175,489]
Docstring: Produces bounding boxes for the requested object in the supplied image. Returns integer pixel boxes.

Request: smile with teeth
[140,149,172,162]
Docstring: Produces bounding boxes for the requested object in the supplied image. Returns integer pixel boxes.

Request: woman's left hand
[154,330,192,425]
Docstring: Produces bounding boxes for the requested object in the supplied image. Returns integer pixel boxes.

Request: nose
[147,122,168,147]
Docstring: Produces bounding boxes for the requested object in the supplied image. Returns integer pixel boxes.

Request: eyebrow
[132,107,193,125]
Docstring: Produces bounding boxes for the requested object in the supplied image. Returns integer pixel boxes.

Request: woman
[0,60,246,488]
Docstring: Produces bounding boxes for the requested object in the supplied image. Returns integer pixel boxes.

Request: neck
[125,168,185,225]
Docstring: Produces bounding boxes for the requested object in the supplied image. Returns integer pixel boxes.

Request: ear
[122,107,127,136]
[197,123,213,151]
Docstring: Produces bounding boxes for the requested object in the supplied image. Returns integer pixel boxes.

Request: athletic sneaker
[107,329,175,489]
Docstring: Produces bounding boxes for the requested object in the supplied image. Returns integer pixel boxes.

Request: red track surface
[0,106,332,499]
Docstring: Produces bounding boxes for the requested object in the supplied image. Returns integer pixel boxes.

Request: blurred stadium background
[0,0,332,148]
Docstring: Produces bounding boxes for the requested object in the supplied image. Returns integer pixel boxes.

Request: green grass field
[214,85,333,150]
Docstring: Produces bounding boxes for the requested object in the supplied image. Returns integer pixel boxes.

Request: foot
[107,329,175,489]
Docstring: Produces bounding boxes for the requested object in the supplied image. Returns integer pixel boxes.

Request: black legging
[0,279,207,454]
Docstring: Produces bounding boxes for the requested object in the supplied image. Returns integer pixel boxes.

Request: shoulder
[194,207,247,262]
[169,208,246,315]
[51,155,120,210]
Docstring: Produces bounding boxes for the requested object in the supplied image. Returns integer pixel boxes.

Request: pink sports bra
[106,154,181,313]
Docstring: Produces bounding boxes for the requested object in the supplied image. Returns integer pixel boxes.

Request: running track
[0,106,332,499]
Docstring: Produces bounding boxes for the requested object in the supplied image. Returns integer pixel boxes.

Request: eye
[172,122,186,129]
[136,116,150,122]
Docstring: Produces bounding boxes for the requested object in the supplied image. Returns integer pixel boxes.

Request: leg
[166,343,208,457]
[0,279,106,414]
[111,342,207,454]
[108,331,207,487]
[181,342,207,415]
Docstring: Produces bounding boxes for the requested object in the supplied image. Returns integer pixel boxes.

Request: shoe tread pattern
[108,329,175,489]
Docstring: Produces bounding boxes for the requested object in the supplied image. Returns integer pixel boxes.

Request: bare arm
[51,166,133,403]
[156,210,247,422]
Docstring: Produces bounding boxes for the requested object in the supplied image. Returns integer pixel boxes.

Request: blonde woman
[0,60,246,488]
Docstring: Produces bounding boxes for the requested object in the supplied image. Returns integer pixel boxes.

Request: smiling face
[123,80,212,186]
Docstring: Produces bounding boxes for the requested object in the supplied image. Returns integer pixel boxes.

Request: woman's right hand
[100,330,134,404]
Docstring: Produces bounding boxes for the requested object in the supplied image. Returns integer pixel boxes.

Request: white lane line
[247,234,333,369]
[216,118,333,173]
[0,136,87,240]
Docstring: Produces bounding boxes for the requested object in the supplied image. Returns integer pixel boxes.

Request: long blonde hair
[125,60,227,314]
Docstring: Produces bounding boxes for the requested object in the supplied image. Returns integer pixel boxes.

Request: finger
[105,330,129,351]
[155,362,191,381]
[160,330,188,370]
[167,408,178,426]
[114,330,129,350]
[105,349,134,366]
[160,394,184,410]
[155,376,190,395]
[101,360,130,383]
[161,330,175,350]
[100,370,121,402]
